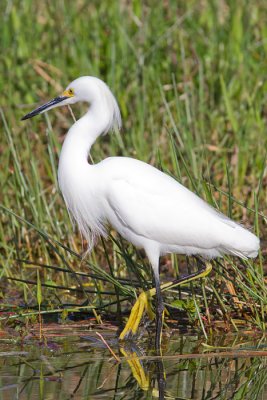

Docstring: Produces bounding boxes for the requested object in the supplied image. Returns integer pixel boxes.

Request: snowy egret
[22,76,260,349]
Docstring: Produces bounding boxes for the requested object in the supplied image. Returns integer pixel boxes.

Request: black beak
[21,96,68,121]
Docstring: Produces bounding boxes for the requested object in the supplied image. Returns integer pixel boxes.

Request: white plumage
[53,76,259,264]
[22,76,260,345]
[22,76,259,264]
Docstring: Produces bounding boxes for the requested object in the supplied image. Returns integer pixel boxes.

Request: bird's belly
[108,216,223,258]
[104,204,228,259]
[109,217,146,248]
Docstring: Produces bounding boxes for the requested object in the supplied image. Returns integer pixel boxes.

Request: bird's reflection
[119,343,167,399]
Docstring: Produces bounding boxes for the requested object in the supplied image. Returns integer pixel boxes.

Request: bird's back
[97,157,259,259]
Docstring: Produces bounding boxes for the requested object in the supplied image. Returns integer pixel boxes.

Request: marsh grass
[0,0,266,333]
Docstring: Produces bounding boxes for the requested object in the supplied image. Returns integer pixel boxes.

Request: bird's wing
[106,170,235,249]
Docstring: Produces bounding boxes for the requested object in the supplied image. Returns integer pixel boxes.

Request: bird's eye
[68,88,74,96]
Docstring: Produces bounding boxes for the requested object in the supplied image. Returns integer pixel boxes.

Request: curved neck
[59,105,109,168]
[58,111,100,194]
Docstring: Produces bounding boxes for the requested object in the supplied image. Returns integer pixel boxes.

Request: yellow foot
[119,290,155,340]
[119,261,212,340]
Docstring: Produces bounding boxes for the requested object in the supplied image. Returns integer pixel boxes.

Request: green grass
[0,0,266,332]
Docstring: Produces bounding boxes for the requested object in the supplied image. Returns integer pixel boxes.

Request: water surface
[0,324,266,399]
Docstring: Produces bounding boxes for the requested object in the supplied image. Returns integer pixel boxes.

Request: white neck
[57,111,103,204]
[57,108,107,248]
[61,104,110,163]
[58,76,121,180]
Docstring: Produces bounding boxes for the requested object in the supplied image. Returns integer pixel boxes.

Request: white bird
[22,76,260,349]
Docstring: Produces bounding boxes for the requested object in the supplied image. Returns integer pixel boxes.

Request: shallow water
[0,325,266,399]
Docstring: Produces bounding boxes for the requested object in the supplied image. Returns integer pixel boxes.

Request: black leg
[155,274,164,352]
[156,358,166,400]
[154,273,166,397]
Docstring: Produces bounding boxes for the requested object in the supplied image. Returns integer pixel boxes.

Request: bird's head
[21,76,122,132]
[21,80,80,120]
